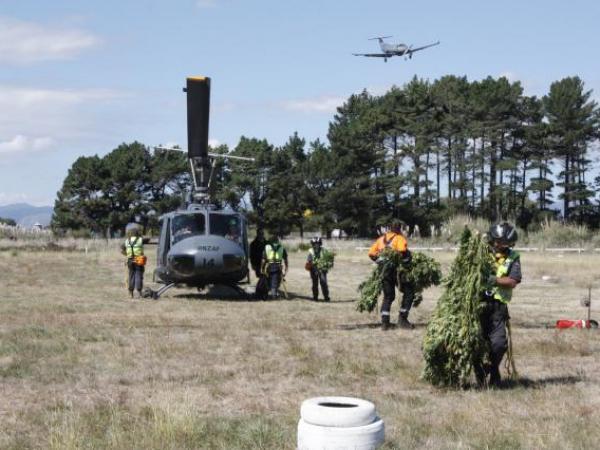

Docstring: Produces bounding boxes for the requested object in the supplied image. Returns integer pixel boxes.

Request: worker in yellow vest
[476,222,522,387]
[261,235,288,300]
[120,225,147,298]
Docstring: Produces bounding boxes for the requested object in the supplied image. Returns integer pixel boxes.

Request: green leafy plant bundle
[422,227,493,388]
[357,248,442,313]
[314,249,335,272]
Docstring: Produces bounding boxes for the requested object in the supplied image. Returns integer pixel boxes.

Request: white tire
[300,396,377,428]
[297,417,385,450]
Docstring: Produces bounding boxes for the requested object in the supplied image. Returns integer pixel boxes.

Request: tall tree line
[52,75,600,237]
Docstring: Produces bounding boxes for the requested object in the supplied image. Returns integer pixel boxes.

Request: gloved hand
[375,256,386,265]
[486,274,497,286]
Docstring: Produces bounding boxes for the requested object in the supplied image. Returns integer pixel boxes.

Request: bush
[527,220,591,248]
[296,242,311,252]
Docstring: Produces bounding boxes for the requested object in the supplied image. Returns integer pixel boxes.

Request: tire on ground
[300,396,377,428]
[297,417,384,450]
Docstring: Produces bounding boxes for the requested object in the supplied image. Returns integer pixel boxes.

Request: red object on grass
[556,319,594,329]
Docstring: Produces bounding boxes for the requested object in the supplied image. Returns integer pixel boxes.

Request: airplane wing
[352,53,389,58]
[408,41,440,54]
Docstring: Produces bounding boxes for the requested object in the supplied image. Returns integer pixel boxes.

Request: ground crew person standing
[261,235,288,299]
[475,222,522,387]
[368,219,415,330]
[120,225,146,298]
[249,228,266,279]
[306,236,331,302]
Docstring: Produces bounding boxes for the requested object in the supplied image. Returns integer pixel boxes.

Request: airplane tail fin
[368,35,392,41]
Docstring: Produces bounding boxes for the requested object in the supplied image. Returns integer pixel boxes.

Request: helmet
[390,219,404,232]
[125,222,142,237]
[310,236,322,246]
[488,222,518,246]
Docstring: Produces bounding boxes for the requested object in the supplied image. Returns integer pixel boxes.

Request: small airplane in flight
[353,36,440,62]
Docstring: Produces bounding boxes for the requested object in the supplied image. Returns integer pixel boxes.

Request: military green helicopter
[144,76,254,299]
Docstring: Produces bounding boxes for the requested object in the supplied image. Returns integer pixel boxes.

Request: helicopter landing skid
[143,283,176,300]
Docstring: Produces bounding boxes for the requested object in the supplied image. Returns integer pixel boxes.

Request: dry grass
[1,242,599,449]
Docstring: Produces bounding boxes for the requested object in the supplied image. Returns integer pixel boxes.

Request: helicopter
[144,76,255,299]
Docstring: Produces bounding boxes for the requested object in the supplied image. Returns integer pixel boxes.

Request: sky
[0,0,599,206]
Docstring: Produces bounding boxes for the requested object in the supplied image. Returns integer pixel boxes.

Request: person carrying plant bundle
[305,236,333,302]
[476,222,522,387]
[120,224,147,299]
[368,219,415,330]
[261,234,288,300]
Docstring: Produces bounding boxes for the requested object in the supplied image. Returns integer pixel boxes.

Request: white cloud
[208,139,220,147]
[0,85,122,109]
[0,85,126,158]
[0,16,100,64]
[196,0,217,8]
[0,135,55,154]
[280,95,346,114]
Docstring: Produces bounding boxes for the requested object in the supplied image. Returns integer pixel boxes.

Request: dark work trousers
[310,269,329,301]
[127,260,144,293]
[476,299,509,384]
[380,266,415,323]
[267,264,282,299]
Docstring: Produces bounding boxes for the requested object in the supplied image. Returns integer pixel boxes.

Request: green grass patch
[47,402,294,450]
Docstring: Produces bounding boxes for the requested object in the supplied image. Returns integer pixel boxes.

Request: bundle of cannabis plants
[314,249,335,272]
[357,248,442,313]
[422,227,493,388]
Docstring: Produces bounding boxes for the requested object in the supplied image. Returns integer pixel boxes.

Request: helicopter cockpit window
[210,214,241,244]
[171,213,206,244]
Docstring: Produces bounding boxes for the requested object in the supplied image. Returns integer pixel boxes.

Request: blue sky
[0,0,599,206]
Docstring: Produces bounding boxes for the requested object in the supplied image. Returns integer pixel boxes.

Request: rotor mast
[185,76,212,203]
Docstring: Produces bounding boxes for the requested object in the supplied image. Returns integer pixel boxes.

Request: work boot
[397,313,415,330]
[128,290,134,299]
[381,315,391,331]
[489,365,502,388]
[324,297,331,302]
[312,295,319,302]
[136,290,143,299]
[474,363,488,388]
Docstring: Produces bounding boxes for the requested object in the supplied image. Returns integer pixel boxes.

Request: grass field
[1,240,599,449]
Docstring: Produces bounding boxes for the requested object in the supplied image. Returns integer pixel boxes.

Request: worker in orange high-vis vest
[368,219,415,330]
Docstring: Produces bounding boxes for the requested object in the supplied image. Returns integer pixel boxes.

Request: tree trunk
[436,147,441,205]
[489,140,497,220]
[564,154,570,220]
[447,136,452,199]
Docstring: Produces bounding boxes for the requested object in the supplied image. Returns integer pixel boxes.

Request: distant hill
[0,203,53,227]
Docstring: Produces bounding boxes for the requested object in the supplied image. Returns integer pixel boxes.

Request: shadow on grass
[170,288,315,302]
[337,322,428,330]
[466,375,584,391]
[504,375,584,389]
